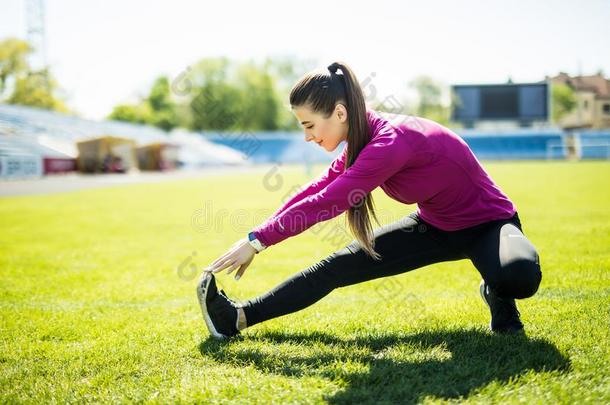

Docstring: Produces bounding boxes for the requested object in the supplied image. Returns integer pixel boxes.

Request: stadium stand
[458,129,567,160]
[576,130,610,159]
[1,104,607,179]
[0,104,246,178]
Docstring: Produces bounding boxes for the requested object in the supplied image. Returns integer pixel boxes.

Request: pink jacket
[251,108,516,248]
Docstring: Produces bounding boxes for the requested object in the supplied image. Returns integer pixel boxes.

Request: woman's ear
[335,103,348,123]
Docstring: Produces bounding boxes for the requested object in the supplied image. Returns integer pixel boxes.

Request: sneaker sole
[479,280,493,331]
[196,272,229,340]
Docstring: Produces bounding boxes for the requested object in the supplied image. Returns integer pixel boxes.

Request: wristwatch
[247,231,267,253]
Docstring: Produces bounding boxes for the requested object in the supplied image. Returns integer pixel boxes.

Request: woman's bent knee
[497,258,542,299]
[497,224,542,298]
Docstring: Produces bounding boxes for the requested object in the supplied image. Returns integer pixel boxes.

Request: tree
[262,56,318,131]
[109,56,315,132]
[0,37,67,112]
[234,61,280,131]
[0,38,31,97]
[187,58,243,131]
[147,76,179,131]
[551,83,577,123]
[108,76,178,131]
[7,68,68,112]
[182,56,317,131]
[108,103,152,125]
[409,75,450,125]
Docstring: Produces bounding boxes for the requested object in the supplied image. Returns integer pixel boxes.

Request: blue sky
[1,0,609,119]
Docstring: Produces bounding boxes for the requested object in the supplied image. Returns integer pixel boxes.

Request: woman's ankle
[237,307,247,330]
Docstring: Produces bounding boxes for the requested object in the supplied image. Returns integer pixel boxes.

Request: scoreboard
[451,82,550,127]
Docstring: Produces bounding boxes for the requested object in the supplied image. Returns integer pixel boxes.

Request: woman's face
[292,103,348,152]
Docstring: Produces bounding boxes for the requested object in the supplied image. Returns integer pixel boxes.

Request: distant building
[549,72,610,129]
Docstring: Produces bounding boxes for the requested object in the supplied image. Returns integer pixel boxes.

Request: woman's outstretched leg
[240,212,466,328]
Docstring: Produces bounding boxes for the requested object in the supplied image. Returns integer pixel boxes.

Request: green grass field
[1,161,609,404]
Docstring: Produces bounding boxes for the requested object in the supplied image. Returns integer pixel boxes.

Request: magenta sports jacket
[251,108,517,248]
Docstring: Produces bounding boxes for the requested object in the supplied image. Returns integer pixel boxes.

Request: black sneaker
[196,272,241,339]
[479,280,524,334]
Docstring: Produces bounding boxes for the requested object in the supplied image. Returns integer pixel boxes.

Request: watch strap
[248,231,266,253]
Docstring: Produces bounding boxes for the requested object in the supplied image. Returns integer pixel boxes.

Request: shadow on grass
[199,328,569,404]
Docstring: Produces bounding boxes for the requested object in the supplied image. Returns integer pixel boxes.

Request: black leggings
[241,211,542,328]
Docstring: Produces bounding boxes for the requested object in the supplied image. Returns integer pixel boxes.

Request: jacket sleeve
[251,127,408,248]
[268,145,347,219]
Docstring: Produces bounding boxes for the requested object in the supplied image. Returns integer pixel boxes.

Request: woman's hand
[205,237,257,280]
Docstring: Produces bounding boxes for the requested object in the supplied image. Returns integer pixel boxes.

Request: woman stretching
[197,61,542,339]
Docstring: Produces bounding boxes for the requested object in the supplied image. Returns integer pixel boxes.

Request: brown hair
[289,61,382,260]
